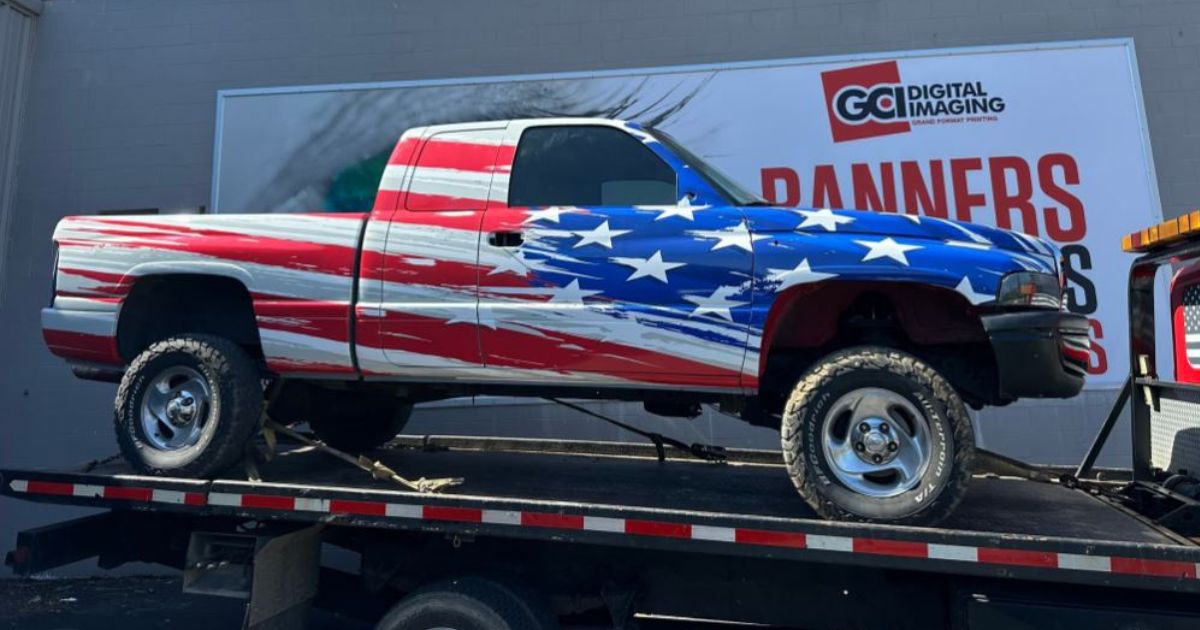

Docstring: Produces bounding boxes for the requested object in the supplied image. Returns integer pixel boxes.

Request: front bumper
[982,310,1090,400]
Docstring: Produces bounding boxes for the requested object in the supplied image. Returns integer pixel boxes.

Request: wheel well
[116,275,262,363]
[759,281,999,410]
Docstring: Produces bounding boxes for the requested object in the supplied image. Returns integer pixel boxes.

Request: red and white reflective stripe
[8,479,206,506]
[10,479,1200,580]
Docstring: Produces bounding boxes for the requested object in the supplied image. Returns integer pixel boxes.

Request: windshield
[648,129,769,206]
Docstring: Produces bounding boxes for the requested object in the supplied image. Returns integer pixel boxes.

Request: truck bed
[4,436,1199,594]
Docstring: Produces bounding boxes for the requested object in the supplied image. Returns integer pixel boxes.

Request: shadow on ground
[0,576,367,630]
[1,575,810,629]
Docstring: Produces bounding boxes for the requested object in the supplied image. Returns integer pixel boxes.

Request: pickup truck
[41,117,1088,525]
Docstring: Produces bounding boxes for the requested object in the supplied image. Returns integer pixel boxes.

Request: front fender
[743,231,1046,383]
[752,231,1046,309]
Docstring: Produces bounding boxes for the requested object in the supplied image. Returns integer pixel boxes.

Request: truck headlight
[997,272,1061,309]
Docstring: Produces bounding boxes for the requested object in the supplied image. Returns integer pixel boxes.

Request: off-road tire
[299,389,412,453]
[781,345,974,526]
[375,576,559,630]
[114,334,264,477]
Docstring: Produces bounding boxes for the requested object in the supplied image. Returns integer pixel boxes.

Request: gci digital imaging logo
[821,61,1007,143]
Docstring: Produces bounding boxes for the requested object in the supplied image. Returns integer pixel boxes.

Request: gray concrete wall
[2,0,1197,570]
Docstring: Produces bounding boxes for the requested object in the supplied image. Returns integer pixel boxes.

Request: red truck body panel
[45,212,365,375]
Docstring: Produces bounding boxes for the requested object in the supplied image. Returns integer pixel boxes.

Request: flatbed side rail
[4,465,1200,595]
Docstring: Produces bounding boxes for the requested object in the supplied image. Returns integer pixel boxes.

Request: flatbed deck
[4,436,1199,595]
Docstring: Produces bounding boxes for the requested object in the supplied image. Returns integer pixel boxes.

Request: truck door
[477,122,751,388]
[375,124,504,376]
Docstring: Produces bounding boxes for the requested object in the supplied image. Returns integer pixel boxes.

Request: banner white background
[215,39,1162,388]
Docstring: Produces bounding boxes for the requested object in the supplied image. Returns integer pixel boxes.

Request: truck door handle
[488,231,523,247]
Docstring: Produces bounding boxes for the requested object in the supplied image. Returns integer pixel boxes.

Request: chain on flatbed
[262,420,463,493]
[545,397,728,463]
[249,378,723,495]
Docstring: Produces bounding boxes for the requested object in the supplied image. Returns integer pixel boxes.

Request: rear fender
[120,261,254,288]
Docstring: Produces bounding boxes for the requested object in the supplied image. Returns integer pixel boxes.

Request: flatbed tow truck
[6,219,1200,629]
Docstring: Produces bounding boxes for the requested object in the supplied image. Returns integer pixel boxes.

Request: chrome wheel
[139,366,212,451]
[820,387,931,498]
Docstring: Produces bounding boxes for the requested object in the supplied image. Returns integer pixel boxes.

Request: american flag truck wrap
[40,118,1089,525]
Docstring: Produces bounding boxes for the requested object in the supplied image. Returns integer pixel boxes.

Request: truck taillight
[49,244,58,306]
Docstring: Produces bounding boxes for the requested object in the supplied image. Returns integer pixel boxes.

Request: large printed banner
[214,39,1161,388]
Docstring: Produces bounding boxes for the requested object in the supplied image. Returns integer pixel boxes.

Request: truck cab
[356,119,760,389]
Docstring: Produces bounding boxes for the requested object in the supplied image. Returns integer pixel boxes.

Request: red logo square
[821,61,911,143]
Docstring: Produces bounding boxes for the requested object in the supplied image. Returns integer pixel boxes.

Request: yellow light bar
[1123,210,1200,252]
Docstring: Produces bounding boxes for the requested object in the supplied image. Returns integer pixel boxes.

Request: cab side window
[508,126,676,207]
